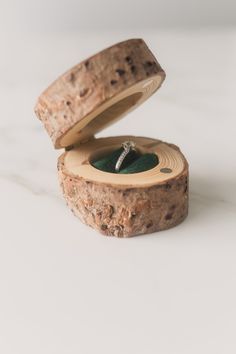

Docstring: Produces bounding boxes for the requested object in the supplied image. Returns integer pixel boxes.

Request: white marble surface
[0,29,236,354]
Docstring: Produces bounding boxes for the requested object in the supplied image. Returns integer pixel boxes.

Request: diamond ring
[115,141,136,172]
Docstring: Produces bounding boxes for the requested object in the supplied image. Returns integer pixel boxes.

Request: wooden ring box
[35,38,189,237]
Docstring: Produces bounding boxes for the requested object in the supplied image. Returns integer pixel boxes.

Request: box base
[57,136,189,237]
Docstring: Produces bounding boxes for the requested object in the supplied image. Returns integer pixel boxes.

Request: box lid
[34,38,166,149]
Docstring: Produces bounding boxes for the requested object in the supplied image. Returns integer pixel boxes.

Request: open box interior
[58,75,173,176]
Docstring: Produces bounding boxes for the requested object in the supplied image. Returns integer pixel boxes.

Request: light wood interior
[64,136,185,187]
[59,75,163,148]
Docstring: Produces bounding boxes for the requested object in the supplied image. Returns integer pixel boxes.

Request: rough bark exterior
[57,144,188,237]
[34,38,165,148]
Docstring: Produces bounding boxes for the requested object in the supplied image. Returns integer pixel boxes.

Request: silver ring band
[115,141,135,172]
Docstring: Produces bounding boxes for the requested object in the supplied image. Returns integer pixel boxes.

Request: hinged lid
[34,38,166,149]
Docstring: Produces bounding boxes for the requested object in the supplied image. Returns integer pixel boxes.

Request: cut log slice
[58,136,189,237]
[34,39,165,148]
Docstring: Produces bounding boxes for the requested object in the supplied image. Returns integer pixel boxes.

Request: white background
[1,1,236,354]
[1,0,236,30]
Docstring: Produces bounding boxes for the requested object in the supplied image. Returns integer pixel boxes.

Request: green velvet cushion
[92,147,158,174]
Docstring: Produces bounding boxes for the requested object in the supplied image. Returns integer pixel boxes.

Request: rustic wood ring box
[35,38,189,237]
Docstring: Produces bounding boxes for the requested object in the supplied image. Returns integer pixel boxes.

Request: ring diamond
[115,141,136,172]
